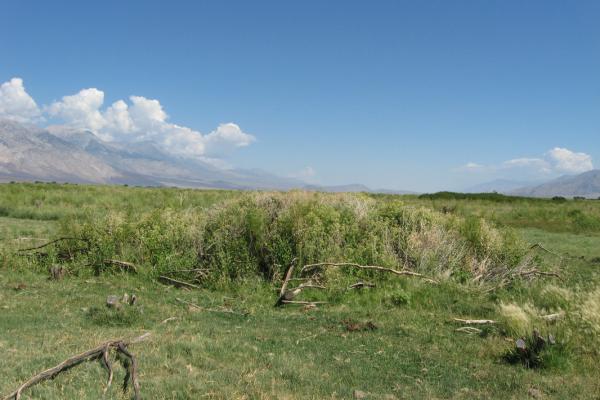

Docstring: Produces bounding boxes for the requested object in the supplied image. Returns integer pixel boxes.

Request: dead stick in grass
[452,318,497,325]
[300,262,438,284]
[2,332,150,400]
[514,268,561,279]
[158,276,201,290]
[529,243,562,258]
[17,237,89,252]
[103,259,138,273]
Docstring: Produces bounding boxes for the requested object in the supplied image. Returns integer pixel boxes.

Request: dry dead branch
[160,317,178,324]
[281,300,328,305]
[158,276,201,290]
[452,318,497,325]
[514,268,561,279]
[17,237,89,252]
[541,312,564,322]
[348,281,376,290]
[103,259,138,273]
[2,332,150,400]
[529,243,562,258]
[300,262,438,284]
[455,326,483,334]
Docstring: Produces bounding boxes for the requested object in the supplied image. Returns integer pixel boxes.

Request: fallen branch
[529,243,562,258]
[103,259,137,273]
[158,276,201,290]
[455,326,482,334]
[2,332,150,400]
[275,258,297,306]
[348,281,376,290]
[541,312,564,322]
[300,262,438,284]
[452,318,497,325]
[17,237,89,252]
[514,268,561,279]
[281,300,328,305]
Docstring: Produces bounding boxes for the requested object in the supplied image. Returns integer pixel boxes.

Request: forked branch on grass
[300,262,438,284]
[275,259,328,307]
[2,333,150,400]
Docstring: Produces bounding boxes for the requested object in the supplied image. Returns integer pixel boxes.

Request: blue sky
[1,0,599,191]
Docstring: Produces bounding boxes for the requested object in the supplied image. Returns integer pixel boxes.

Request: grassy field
[1,183,600,399]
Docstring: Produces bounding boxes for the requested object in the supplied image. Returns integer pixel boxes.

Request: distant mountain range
[510,170,600,198]
[463,172,600,198]
[464,179,541,194]
[0,119,413,194]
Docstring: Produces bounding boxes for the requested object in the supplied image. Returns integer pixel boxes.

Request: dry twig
[452,318,497,325]
[158,276,201,290]
[17,237,89,252]
[300,262,438,283]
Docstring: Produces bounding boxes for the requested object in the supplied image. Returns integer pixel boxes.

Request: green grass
[1,183,600,399]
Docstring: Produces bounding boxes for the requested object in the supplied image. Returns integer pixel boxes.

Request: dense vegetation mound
[56,191,529,286]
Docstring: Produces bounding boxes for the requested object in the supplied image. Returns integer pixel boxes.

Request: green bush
[53,191,530,286]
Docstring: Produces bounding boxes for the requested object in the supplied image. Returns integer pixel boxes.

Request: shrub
[385,290,411,307]
[55,191,531,286]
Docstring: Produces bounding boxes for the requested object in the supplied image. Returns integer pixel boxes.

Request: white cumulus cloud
[1,77,255,160]
[462,147,594,178]
[546,147,593,173]
[0,78,41,122]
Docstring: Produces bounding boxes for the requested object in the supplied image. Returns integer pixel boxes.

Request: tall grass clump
[53,191,530,286]
[578,288,600,335]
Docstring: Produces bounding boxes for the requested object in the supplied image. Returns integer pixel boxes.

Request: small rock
[106,295,120,308]
[353,390,368,399]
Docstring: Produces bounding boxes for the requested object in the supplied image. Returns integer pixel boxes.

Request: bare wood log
[452,318,497,325]
[17,237,89,252]
[158,276,201,290]
[2,333,150,400]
